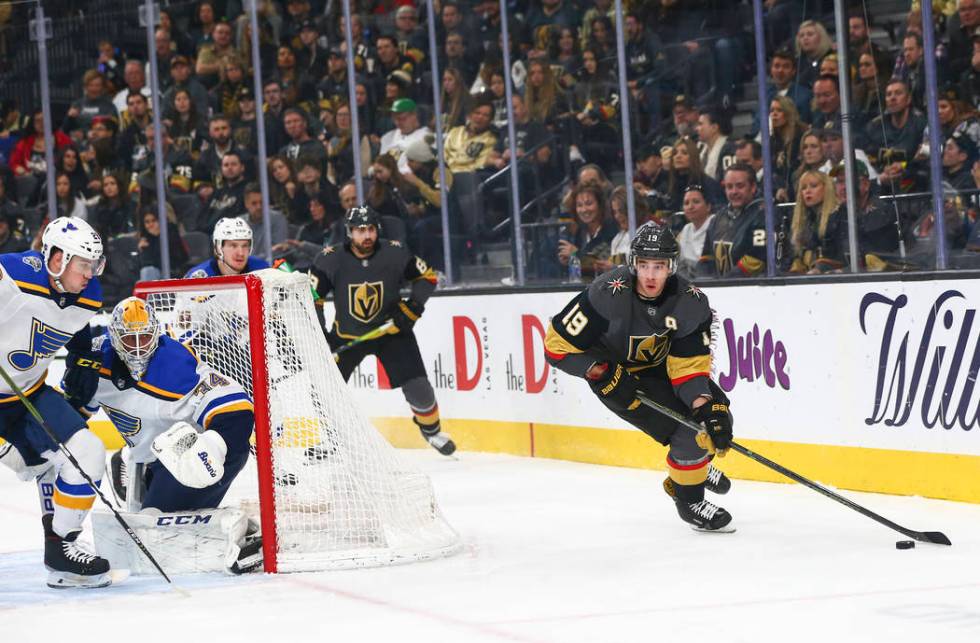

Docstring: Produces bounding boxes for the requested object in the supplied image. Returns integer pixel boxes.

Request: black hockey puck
[896,540,915,549]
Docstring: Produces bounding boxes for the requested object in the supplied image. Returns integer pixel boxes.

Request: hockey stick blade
[634,393,952,546]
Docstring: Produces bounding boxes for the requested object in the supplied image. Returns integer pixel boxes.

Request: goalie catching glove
[587,362,642,412]
[151,422,227,489]
[389,298,424,333]
[693,400,732,456]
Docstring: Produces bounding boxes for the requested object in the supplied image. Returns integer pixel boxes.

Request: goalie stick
[635,392,952,546]
[0,361,190,592]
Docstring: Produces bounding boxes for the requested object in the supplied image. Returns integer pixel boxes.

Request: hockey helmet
[212,217,253,261]
[345,205,382,236]
[41,216,105,279]
[109,297,161,380]
[629,221,679,274]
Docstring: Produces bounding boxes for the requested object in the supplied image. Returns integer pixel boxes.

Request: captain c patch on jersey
[349,281,384,323]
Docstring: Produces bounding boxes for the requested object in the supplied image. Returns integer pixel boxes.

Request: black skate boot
[43,514,111,589]
[414,418,456,456]
[674,498,735,533]
[706,464,731,495]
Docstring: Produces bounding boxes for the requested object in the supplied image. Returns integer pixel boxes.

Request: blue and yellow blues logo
[102,404,142,444]
[7,318,73,371]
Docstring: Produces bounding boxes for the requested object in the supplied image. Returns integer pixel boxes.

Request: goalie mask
[41,216,105,288]
[345,205,382,236]
[109,297,161,380]
[212,217,253,263]
[629,221,679,274]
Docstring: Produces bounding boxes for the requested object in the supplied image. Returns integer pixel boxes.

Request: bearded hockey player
[544,222,736,532]
[309,205,456,456]
[185,217,270,278]
[0,216,111,587]
[60,297,260,573]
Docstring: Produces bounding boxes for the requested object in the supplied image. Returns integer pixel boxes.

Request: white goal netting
[137,270,460,572]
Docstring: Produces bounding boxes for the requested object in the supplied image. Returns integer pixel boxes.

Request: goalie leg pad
[92,506,250,575]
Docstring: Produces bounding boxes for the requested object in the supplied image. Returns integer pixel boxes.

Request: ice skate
[415,419,456,456]
[43,514,112,589]
[674,498,735,533]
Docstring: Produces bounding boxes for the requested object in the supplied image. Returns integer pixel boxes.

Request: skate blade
[47,570,113,589]
[689,524,737,534]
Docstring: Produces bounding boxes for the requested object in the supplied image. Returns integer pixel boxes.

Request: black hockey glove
[61,352,102,411]
[693,400,732,454]
[587,363,642,412]
[390,299,424,333]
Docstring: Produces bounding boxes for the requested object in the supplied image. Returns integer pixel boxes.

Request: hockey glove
[390,299,424,333]
[151,422,227,489]
[693,401,732,456]
[587,362,642,412]
[61,352,102,411]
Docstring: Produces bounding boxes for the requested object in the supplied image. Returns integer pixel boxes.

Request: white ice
[3,451,980,643]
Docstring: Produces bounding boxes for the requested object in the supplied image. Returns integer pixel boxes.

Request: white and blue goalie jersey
[83,333,254,464]
[0,251,102,403]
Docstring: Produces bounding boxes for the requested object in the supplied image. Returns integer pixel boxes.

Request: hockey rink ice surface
[3,451,980,643]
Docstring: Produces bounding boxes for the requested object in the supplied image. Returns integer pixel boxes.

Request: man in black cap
[296,18,328,80]
[163,54,209,117]
[943,132,979,191]
[231,85,259,152]
[830,160,901,264]
[817,127,878,181]
[316,47,350,107]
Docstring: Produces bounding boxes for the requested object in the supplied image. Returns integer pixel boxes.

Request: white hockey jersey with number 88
[84,333,253,464]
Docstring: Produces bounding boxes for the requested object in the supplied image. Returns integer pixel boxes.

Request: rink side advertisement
[336,278,980,503]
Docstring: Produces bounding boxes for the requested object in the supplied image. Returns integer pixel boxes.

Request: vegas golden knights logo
[627,334,670,367]
[713,240,734,276]
[349,281,384,323]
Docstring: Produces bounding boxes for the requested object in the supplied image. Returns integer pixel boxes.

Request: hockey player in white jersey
[61,297,260,573]
[184,217,270,278]
[0,216,111,588]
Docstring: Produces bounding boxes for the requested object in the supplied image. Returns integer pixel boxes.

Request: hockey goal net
[133,270,460,572]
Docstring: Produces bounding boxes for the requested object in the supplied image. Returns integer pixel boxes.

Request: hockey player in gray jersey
[309,205,455,456]
[544,222,735,532]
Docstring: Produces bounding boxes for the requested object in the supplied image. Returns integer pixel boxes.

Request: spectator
[275,45,315,110]
[811,75,862,137]
[698,163,767,278]
[317,47,350,108]
[525,59,576,161]
[788,169,845,274]
[295,19,328,81]
[438,2,482,64]
[947,0,980,81]
[633,145,670,213]
[624,13,667,135]
[696,107,737,183]
[279,107,327,165]
[768,96,804,199]
[734,139,764,183]
[443,30,479,87]
[290,155,337,225]
[150,29,176,92]
[488,93,556,194]
[89,173,133,240]
[63,70,118,142]
[854,52,888,123]
[379,98,433,174]
[552,27,582,81]
[164,88,208,158]
[596,185,649,273]
[327,102,372,187]
[867,79,928,189]
[818,128,879,181]
[756,48,813,135]
[556,183,617,281]
[790,129,827,201]
[0,209,28,254]
[795,20,833,89]
[273,190,335,272]
[943,132,979,191]
[665,136,725,211]
[267,154,300,222]
[847,12,892,81]
[112,60,151,115]
[650,94,699,149]
[440,68,476,130]
[676,184,715,280]
[118,92,153,172]
[53,172,88,221]
[196,21,238,89]
[367,153,414,221]
[571,48,620,173]
[135,123,195,203]
[189,1,218,51]
[403,137,459,274]
[239,181,288,252]
[202,150,249,231]
[393,5,427,59]
[231,86,260,152]
[194,115,253,195]
[56,145,90,199]
[209,54,249,121]
[829,161,901,267]
[261,79,289,153]
[372,34,417,99]
[163,55,210,119]
[9,111,71,204]
[138,205,188,280]
[897,32,926,109]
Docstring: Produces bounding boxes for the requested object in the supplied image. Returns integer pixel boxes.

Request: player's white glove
[151,422,227,489]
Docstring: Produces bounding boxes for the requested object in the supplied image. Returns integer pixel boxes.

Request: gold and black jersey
[309,240,438,338]
[544,266,714,407]
[697,199,768,278]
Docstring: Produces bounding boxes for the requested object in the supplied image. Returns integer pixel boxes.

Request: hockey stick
[635,392,952,546]
[332,320,395,361]
[0,363,190,592]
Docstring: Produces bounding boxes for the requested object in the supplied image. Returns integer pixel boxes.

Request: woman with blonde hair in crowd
[594,185,650,272]
[665,136,724,211]
[795,20,834,89]
[769,96,805,202]
[440,67,475,130]
[788,169,846,274]
[525,59,576,159]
